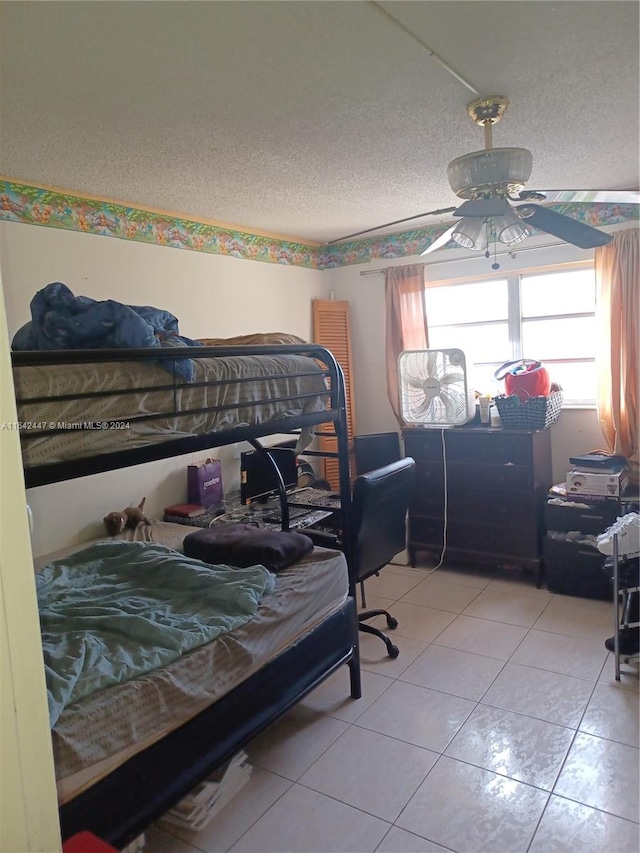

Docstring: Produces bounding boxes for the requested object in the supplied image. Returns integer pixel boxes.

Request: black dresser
[403,426,552,582]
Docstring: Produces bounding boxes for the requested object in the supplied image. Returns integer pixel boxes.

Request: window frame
[423,259,596,407]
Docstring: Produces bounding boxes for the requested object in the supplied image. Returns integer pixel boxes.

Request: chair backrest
[353,432,402,476]
[350,457,416,584]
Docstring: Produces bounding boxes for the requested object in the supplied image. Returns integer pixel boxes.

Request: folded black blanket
[183,523,313,572]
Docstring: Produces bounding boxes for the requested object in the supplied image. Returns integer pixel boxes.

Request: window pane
[547,361,596,403]
[425,279,508,325]
[522,317,596,359]
[472,364,504,396]
[521,269,595,317]
[429,323,511,364]
[428,323,511,394]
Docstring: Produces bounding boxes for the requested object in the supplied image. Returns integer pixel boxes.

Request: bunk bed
[12,342,361,848]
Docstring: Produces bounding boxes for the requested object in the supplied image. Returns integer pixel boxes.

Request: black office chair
[307,457,416,658]
[353,432,402,476]
[351,457,416,658]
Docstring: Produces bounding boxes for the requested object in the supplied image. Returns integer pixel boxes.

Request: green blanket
[36,540,276,727]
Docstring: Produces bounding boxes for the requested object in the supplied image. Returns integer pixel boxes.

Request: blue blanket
[12,282,202,380]
[36,541,276,727]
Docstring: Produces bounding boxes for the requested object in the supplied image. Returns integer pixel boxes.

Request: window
[423,265,596,404]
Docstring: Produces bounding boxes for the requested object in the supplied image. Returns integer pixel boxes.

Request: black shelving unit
[611,533,640,681]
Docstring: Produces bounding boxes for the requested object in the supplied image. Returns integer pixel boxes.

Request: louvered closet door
[312,299,356,489]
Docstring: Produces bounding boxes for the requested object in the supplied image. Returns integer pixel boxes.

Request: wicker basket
[493,390,563,430]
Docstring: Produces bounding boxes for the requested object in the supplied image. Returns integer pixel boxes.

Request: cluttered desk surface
[165,487,341,531]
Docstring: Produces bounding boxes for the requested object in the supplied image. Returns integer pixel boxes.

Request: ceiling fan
[329,96,638,257]
[422,95,619,257]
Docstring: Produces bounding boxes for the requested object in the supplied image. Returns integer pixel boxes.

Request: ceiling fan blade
[512,190,547,201]
[531,190,640,205]
[453,199,511,218]
[516,204,612,249]
[420,224,456,256]
[328,206,457,244]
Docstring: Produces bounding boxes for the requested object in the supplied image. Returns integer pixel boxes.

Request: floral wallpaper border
[0,180,321,268]
[320,202,640,268]
[1,179,637,270]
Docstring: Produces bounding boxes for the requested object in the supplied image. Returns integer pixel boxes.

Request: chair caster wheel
[388,644,400,659]
[386,616,398,630]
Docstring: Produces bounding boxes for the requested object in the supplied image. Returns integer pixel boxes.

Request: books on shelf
[163,503,205,518]
[160,751,252,832]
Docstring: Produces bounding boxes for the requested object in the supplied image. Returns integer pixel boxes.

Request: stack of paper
[160,752,252,832]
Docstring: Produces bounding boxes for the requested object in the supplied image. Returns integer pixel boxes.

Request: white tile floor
[146,561,640,853]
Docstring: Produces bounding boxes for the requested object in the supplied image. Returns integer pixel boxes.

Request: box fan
[398,349,475,427]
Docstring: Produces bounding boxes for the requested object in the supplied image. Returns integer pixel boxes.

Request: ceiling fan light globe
[447,148,533,199]
[500,225,529,246]
[451,218,488,251]
[494,208,529,245]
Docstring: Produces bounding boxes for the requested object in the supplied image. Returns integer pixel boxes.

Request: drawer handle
[577,549,600,558]
[578,514,604,522]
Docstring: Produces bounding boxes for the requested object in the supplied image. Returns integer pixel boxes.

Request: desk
[165,492,338,532]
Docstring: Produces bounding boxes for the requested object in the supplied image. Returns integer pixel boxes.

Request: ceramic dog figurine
[103,497,149,536]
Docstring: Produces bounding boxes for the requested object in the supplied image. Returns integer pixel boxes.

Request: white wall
[1,222,323,340]
[0,222,327,555]
[326,233,618,484]
[1,220,633,555]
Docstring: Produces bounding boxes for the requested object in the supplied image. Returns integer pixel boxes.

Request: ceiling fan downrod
[466,95,510,151]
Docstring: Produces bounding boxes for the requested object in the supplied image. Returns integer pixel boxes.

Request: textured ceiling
[1,1,638,243]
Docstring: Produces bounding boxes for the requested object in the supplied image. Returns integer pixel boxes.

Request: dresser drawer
[412,460,445,493]
[543,537,612,600]
[403,428,534,466]
[412,488,536,525]
[409,514,539,561]
[545,501,620,535]
[403,429,446,461]
[413,459,534,500]
[446,431,533,466]
[448,461,534,496]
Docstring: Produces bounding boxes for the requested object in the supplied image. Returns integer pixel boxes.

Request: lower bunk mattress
[35,521,349,804]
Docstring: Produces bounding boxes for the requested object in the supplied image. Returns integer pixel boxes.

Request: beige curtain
[385,264,428,423]
[595,227,639,485]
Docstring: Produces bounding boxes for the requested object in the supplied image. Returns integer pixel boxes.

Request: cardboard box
[566,469,628,497]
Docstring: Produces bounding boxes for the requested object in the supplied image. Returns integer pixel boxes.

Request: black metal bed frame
[12,342,361,847]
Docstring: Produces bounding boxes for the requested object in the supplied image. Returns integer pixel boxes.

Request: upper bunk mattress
[14,353,329,467]
[40,521,349,802]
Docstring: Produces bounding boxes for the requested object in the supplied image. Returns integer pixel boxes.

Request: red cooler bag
[494,359,551,402]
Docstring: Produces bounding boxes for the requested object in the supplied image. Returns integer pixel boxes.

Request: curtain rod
[358,240,572,275]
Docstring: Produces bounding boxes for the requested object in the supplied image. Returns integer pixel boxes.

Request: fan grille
[399,349,473,426]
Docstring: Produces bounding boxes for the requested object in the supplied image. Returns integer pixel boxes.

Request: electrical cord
[432,428,448,570]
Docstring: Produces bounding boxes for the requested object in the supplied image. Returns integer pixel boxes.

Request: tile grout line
[526,606,637,847]
[482,597,553,853]
[208,575,635,853]
[159,767,297,853]
[220,772,297,853]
